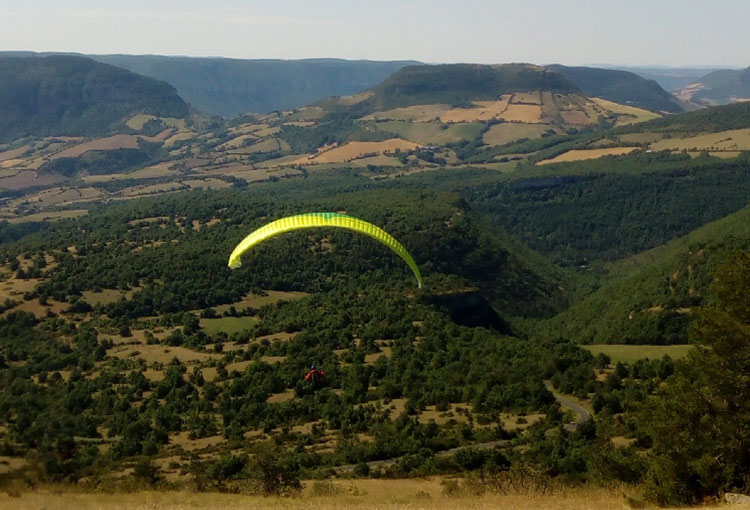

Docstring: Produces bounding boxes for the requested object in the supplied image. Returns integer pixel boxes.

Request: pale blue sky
[0,0,747,66]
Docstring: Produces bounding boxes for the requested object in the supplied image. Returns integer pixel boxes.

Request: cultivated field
[537,147,639,165]
[375,120,484,145]
[6,209,88,223]
[50,135,142,159]
[365,105,452,122]
[590,98,661,125]
[483,123,553,146]
[649,128,750,152]
[582,344,694,363]
[439,97,511,123]
[298,140,420,164]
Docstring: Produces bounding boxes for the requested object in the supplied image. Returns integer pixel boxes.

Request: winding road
[543,380,592,432]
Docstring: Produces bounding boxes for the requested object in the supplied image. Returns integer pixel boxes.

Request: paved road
[335,439,510,473]
[543,380,592,432]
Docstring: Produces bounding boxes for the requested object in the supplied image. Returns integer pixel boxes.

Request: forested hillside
[546,65,684,113]
[0,56,190,142]
[93,55,418,117]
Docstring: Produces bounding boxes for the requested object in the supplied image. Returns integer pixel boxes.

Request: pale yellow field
[184,178,233,190]
[483,123,553,146]
[50,135,142,159]
[211,291,308,315]
[500,104,543,123]
[439,96,511,123]
[650,128,750,152]
[2,483,716,510]
[254,126,282,137]
[0,144,33,161]
[163,132,197,147]
[338,91,374,105]
[298,139,420,164]
[9,298,69,317]
[348,155,404,167]
[8,187,102,208]
[365,104,452,122]
[121,182,186,197]
[537,147,639,165]
[108,344,220,364]
[126,114,156,130]
[591,98,661,125]
[226,138,288,154]
[7,209,88,223]
[0,158,24,169]
[217,134,258,150]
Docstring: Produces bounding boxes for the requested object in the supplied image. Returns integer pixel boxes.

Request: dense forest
[0,56,189,142]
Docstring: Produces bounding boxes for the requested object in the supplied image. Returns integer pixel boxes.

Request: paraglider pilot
[305,364,325,389]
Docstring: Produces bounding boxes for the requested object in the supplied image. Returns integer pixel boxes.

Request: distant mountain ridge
[676,67,750,105]
[546,64,685,113]
[0,55,189,143]
[90,55,418,117]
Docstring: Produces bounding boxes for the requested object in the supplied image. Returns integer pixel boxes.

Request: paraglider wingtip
[228,260,241,269]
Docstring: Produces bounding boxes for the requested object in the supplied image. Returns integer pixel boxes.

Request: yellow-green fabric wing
[228,212,423,288]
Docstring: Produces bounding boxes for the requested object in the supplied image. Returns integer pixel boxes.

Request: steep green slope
[687,66,750,104]
[546,65,684,113]
[618,99,750,133]
[471,153,750,265]
[543,206,750,344]
[0,55,189,142]
[92,55,418,117]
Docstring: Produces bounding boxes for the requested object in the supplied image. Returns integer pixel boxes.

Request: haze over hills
[0,55,190,143]
[675,66,750,105]
[86,55,418,118]
[598,65,738,91]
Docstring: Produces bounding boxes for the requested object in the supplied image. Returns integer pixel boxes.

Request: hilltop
[545,64,686,113]
[675,66,750,105]
[0,55,190,143]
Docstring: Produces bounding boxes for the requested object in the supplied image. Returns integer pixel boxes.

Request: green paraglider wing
[227,212,423,288]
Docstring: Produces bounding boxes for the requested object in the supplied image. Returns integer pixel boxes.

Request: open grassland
[108,344,220,364]
[483,123,553,146]
[616,132,665,144]
[7,209,88,223]
[583,344,694,363]
[537,147,639,165]
[1,483,732,510]
[163,132,197,147]
[347,155,404,168]
[439,97,511,123]
[8,186,103,208]
[199,316,256,336]
[375,120,484,144]
[211,291,308,315]
[590,98,661,126]
[500,104,543,123]
[299,140,420,164]
[649,128,750,152]
[50,135,142,159]
[338,91,374,106]
[126,114,157,130]
[365,104,452,122]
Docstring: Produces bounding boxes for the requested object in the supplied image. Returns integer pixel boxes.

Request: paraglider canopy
[227,212,423,288]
